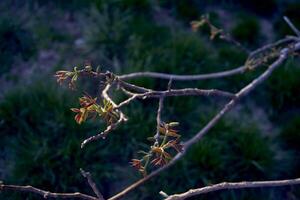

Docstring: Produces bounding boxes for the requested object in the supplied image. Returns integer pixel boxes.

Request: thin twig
[118,65,246,81]
[165,177,300,200]
[115,94,139,109]
[136,88,236,98]
[154,96,165,143]
[115,88,234,109]
[248,37,297,58]
[81,112,126,148]
[0,183,98,200]
[80,169,105,200]
[283,16,300,37]
[102,83,117,107]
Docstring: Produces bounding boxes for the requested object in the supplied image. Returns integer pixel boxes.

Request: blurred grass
[0,1,299,200]
[231,15,262,47]
[0,16,36,74]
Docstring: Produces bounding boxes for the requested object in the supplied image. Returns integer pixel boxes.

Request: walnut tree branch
[0,182,98,200]
[81,112,126,148]
[80,169,105,200]
[283,16,300,37]
[164,177,300,200]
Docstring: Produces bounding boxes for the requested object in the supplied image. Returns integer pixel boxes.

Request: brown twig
[81,112,126,148]
[154,96,165,143]
[0,182,98,200]
[164,177,300,200]
[116,88,235,110]
[135,88,236,98]
[118,65,246,81]
[283,16,300,37]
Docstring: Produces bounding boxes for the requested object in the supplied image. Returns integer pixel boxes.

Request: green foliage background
[0,0,299,199]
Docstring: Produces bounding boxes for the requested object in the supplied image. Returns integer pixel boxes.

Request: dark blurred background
[0,0,299,199]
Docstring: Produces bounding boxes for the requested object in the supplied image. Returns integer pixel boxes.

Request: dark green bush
[266,59,300,114]
[0,17,36,74]
[279,117,300,180]
[0,81,120,199]
[159,0,200,21]
[189,119,276,181]
[280,117,300,151]
[238,0,277,17]
[231,16,261,46]
[116,0,151,13]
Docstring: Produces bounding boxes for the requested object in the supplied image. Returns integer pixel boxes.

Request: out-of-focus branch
[80,169,105,200]
[283,16,300,37]
[164,178,300,200]
[0,182,98,200]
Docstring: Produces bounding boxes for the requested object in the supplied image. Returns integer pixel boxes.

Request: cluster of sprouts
[55,65,184,175]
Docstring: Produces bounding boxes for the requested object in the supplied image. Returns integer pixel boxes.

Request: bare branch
[115,87,234,110]
[248,37,297,58]
[115,94,139,109]
[102,83,117,107]
[154,96,165,142]
[165,177,300,200]
[0,182,98,200]
[81,112,126,148]
[136,88,236,99]
[80,169,105,200]
[118,65,246,81]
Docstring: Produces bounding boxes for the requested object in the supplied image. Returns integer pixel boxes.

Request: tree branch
[80,169,105,200]
[0,182,98,200]
[81,112,126,148]
[118,65,246,81]
[164,177,300,200]
[283,16,300,37]
[154,96,165,143]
